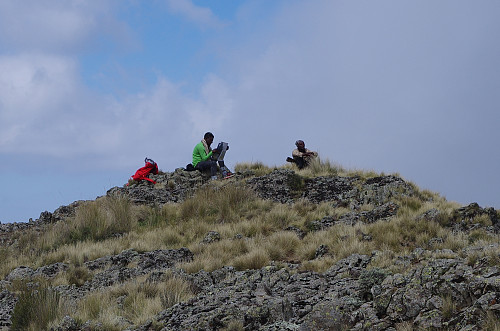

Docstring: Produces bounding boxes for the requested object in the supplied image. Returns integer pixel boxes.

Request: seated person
[192,132,232,179]
[286,140,318,169]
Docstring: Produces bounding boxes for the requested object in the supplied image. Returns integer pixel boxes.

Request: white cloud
[0,54,78,118]
[0,0,131,53]
[165,0,225,29]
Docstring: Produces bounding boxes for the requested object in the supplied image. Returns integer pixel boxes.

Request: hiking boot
[286,157,295,163]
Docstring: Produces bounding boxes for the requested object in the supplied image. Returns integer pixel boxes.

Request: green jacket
[192,141,213,167]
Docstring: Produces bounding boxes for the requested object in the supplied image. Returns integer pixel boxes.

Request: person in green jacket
[193,132,231,179]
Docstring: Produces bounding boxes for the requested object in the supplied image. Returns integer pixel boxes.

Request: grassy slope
[2,159,499,330]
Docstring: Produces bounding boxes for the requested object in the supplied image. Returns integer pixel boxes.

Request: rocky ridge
[1,168,499,330]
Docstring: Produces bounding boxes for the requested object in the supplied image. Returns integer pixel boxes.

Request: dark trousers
[195,160,218,176]
[294,157,307,169]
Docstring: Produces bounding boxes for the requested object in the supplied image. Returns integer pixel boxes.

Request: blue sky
[1,0,499,223]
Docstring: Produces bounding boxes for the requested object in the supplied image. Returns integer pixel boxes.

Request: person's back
[193,140,211,168]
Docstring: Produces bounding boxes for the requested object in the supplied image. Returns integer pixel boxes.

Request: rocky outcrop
[107,168,208,205]
[449,202,500,233]
[122,251,500,331]
[107,169,416,208]
[1,169,499,330]
[0,201,86,247]
[309,202,399,231]
[0,290,16,329]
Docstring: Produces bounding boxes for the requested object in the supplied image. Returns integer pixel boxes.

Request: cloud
[0,0,133,53]
[0,58,233,170]
[0,0,498,210]
[165,0,225,29]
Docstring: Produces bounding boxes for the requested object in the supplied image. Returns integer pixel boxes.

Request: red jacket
[131,159,158,184]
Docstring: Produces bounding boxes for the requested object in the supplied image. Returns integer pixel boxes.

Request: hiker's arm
[292,149,303,157]
[306,149,318,157]
[200,146,213,161]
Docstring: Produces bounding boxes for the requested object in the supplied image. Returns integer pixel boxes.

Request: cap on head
[204,132,214,140]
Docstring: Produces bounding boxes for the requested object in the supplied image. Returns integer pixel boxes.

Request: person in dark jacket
[286,140,318,169]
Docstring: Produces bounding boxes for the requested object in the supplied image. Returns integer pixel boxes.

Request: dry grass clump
[9,282,65,331]
[179,184,257,223]
[67,195,136,242]
[295,157,385,180]
[136,203,178,228]
[482,311,500,331]
[234,161,275,176]
[60,273,195,329]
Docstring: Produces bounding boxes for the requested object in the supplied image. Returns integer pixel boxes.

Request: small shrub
[288,172,305,193]
[358,268,390,300]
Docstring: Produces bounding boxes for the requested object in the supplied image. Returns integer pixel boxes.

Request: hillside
[0,161,499,330]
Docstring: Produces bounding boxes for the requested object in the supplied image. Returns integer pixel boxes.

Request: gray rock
[201,231,221,244]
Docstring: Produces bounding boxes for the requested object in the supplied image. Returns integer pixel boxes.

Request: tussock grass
[368,214,446,251]
[68,273,195,329]
[233,247,270,271]
[234,161,275,176]
[10,282,64,331]
[68,195,136,242]
[297,157,345,177]
[265,231,301,261]
[180,184,257,223]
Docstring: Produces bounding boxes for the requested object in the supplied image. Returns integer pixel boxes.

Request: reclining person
[192,132,232,179]
[287,140,318,169]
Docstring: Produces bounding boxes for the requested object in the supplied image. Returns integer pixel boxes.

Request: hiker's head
[295,140,305,151]
[204,132,214,145]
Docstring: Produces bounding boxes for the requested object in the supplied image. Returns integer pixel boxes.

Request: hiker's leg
[218,161,231,177]
[196,161,218,176]
[294,157,306,169]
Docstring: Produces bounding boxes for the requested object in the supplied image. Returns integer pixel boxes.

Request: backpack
[130,158,159,184]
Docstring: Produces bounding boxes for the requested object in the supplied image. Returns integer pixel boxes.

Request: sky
[1,0,499,223]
